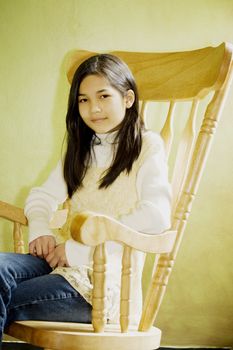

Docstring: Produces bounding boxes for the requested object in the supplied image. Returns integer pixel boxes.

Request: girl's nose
[90,101,101,114]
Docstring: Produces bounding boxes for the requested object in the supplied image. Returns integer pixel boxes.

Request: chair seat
[7,321,161,350]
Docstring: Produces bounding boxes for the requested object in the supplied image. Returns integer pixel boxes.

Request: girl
[0,54,171,342]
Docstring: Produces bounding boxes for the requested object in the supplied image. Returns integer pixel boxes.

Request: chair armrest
[71,211,176,254]
[0,200,27,225]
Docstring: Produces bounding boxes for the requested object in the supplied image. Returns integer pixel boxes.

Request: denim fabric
[0,253,92,346]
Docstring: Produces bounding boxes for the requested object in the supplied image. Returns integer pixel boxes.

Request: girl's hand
[46,243,69,268]
[29,235,56,259]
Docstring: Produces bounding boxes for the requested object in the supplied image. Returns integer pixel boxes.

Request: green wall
[1,0,233,346]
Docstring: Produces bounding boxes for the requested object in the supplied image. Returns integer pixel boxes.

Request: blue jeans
[0,253,92,345]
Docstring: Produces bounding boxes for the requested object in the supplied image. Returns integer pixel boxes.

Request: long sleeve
[106,134,171,256]
[119,141,171,234]
[24,160,68,241]
[24,161,91,267]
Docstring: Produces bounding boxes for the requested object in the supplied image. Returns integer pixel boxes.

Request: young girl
[0,54,171,342]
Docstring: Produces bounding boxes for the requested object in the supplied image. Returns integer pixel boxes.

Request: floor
[1,344,230,350]
[2,343,42,350]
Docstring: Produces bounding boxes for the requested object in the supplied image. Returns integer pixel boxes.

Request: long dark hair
[64,53,144,198]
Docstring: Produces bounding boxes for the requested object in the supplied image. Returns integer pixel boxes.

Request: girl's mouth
[91,117,107,123]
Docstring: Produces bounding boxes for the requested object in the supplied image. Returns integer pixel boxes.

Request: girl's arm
[24,160,68,242]
[105,136,171,257]
[24,160,91,266]
[119,137,172,234]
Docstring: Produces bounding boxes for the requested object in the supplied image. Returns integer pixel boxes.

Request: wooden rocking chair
[1,42,233,350]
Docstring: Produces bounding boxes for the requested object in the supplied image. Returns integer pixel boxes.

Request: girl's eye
[78,98,88,103]
[100,94,110,99]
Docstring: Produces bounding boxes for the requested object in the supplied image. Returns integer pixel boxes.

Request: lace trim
[51,265,121,321]
[51,266,92,304]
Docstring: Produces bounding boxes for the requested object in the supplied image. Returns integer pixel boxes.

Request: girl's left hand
[46,243,69,268]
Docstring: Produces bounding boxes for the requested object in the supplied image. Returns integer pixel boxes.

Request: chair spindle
[13,222,25,254]
[92,243,107,332]
[171,99,199,208]
[140,100,148,127]
[120,245,132,333]
[139,253,174,331]
[160,101,176,157]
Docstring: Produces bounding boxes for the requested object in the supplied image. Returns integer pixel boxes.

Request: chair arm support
[70,211,176,254]
[0,200,27,225]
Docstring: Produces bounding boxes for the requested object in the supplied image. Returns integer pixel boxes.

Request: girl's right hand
[29,235,56,259]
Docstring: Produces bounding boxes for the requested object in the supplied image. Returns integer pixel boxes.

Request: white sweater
[24,131,172,267]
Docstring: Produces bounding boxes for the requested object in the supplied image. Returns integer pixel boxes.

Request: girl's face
[78,74,135,134]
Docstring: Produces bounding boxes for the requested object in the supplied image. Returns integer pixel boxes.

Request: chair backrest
[67,43,233,330]
[2,43,233,336]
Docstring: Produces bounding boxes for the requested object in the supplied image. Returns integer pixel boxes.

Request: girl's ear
[125,90,135,108]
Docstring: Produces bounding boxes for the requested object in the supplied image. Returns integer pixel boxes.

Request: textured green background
[1,0,233,346]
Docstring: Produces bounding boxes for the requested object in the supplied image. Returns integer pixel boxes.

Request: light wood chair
[1,42,233,350]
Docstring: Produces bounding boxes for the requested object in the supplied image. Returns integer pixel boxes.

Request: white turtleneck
[24,131,171,267]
